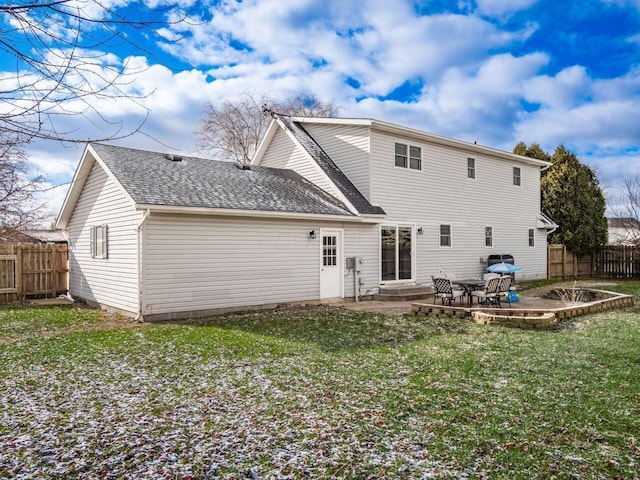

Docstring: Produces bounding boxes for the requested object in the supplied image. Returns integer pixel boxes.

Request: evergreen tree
[515,143,608,254]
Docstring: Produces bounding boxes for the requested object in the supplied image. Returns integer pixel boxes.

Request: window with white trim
[485,226,493,247]
[440,224,452,247]
[529,228,535,247]
[513,167,521,186]
[394,143,407,168]
[468,157,476,179]
[91,224,109,259]
[395,142,422,170]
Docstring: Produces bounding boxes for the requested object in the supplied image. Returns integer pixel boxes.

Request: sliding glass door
[381,225,413,282]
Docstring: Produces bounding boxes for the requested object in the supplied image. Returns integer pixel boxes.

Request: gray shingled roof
[276,115,385,215]
[91,143,355,217]
[608,217,640,228]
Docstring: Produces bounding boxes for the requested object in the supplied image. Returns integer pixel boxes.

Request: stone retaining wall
[412,288,635,329]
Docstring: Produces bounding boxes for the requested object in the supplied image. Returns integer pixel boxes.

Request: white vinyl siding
[369,130,547,282]
[67,161,141,314]
[303,123,371,199]
[142,215,378,317]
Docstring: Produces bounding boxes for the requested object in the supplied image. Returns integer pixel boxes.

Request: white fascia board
[291,116,551,169]
[135,204,382,223]
[291,117,374,127]
[56,144,137,229]
[56,144,93,229]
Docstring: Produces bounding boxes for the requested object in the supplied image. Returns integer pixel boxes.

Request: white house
[56,114,555,320]
[607,217,640,245]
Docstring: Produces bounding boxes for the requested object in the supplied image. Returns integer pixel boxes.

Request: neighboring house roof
[24,229,67,243]
[274,115,385,216]
[607,217,640,245]
[0,229,38,244]
[0,229,66,244]
[57,143,357,228]
[607,217,640,229]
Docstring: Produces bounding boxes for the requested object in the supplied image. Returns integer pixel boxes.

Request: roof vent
[166,154,183,162]
[235,161,252,170]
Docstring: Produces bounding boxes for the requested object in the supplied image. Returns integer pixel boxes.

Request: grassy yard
[1,283,639,479]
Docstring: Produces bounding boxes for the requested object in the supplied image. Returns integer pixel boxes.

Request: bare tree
[610,175,640,245]
[195,93,338,163]
[0,135,47,236]
[0,0,189,144]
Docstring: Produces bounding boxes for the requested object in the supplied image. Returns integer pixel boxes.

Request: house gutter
[135,209,151,321]
[135,204,384,224]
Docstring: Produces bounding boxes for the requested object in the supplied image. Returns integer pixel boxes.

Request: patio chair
[496,275,513,307]
[483,272,500,281]
[471,276,501,306]
[432,276,465,306]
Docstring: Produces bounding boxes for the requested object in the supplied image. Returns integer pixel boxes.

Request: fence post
[16,245,23,300]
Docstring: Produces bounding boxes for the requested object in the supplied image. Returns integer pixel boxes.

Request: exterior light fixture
[417,227,423,235]
[308,230,316,239]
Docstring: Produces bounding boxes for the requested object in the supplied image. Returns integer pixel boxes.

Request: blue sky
[3,0,640,221]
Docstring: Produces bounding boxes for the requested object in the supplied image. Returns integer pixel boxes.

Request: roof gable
[259,114,384,216]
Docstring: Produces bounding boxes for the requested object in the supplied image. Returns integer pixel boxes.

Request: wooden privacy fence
[548,244,640,280]
[547,244,592,279]
[0,243,68,302]
[592,245,640,279]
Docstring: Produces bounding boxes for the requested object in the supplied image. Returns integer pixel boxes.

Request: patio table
[453,279,485,307]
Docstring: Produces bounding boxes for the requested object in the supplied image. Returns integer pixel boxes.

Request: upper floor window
[440,224,452,247]
[513,167,521,186]
[468,158,476,179]
[529,228,535,247]
[395,142,421,170]
[485,226,493,247]
[409,146,422,170]
[395,143,407,168]
[91,224,109,259]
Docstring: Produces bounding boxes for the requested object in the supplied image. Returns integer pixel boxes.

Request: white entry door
[320,229,343,299]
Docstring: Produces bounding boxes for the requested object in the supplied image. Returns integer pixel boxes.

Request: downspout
[135,209,151,321]
[354,265,359,303]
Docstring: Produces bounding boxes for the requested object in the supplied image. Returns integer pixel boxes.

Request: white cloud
[515,68,640,151]
[160,0,535,96]
[5,0,640,220]
[475,0,540,17]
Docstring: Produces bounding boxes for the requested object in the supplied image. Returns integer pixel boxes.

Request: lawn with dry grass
[1,283,639,479]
